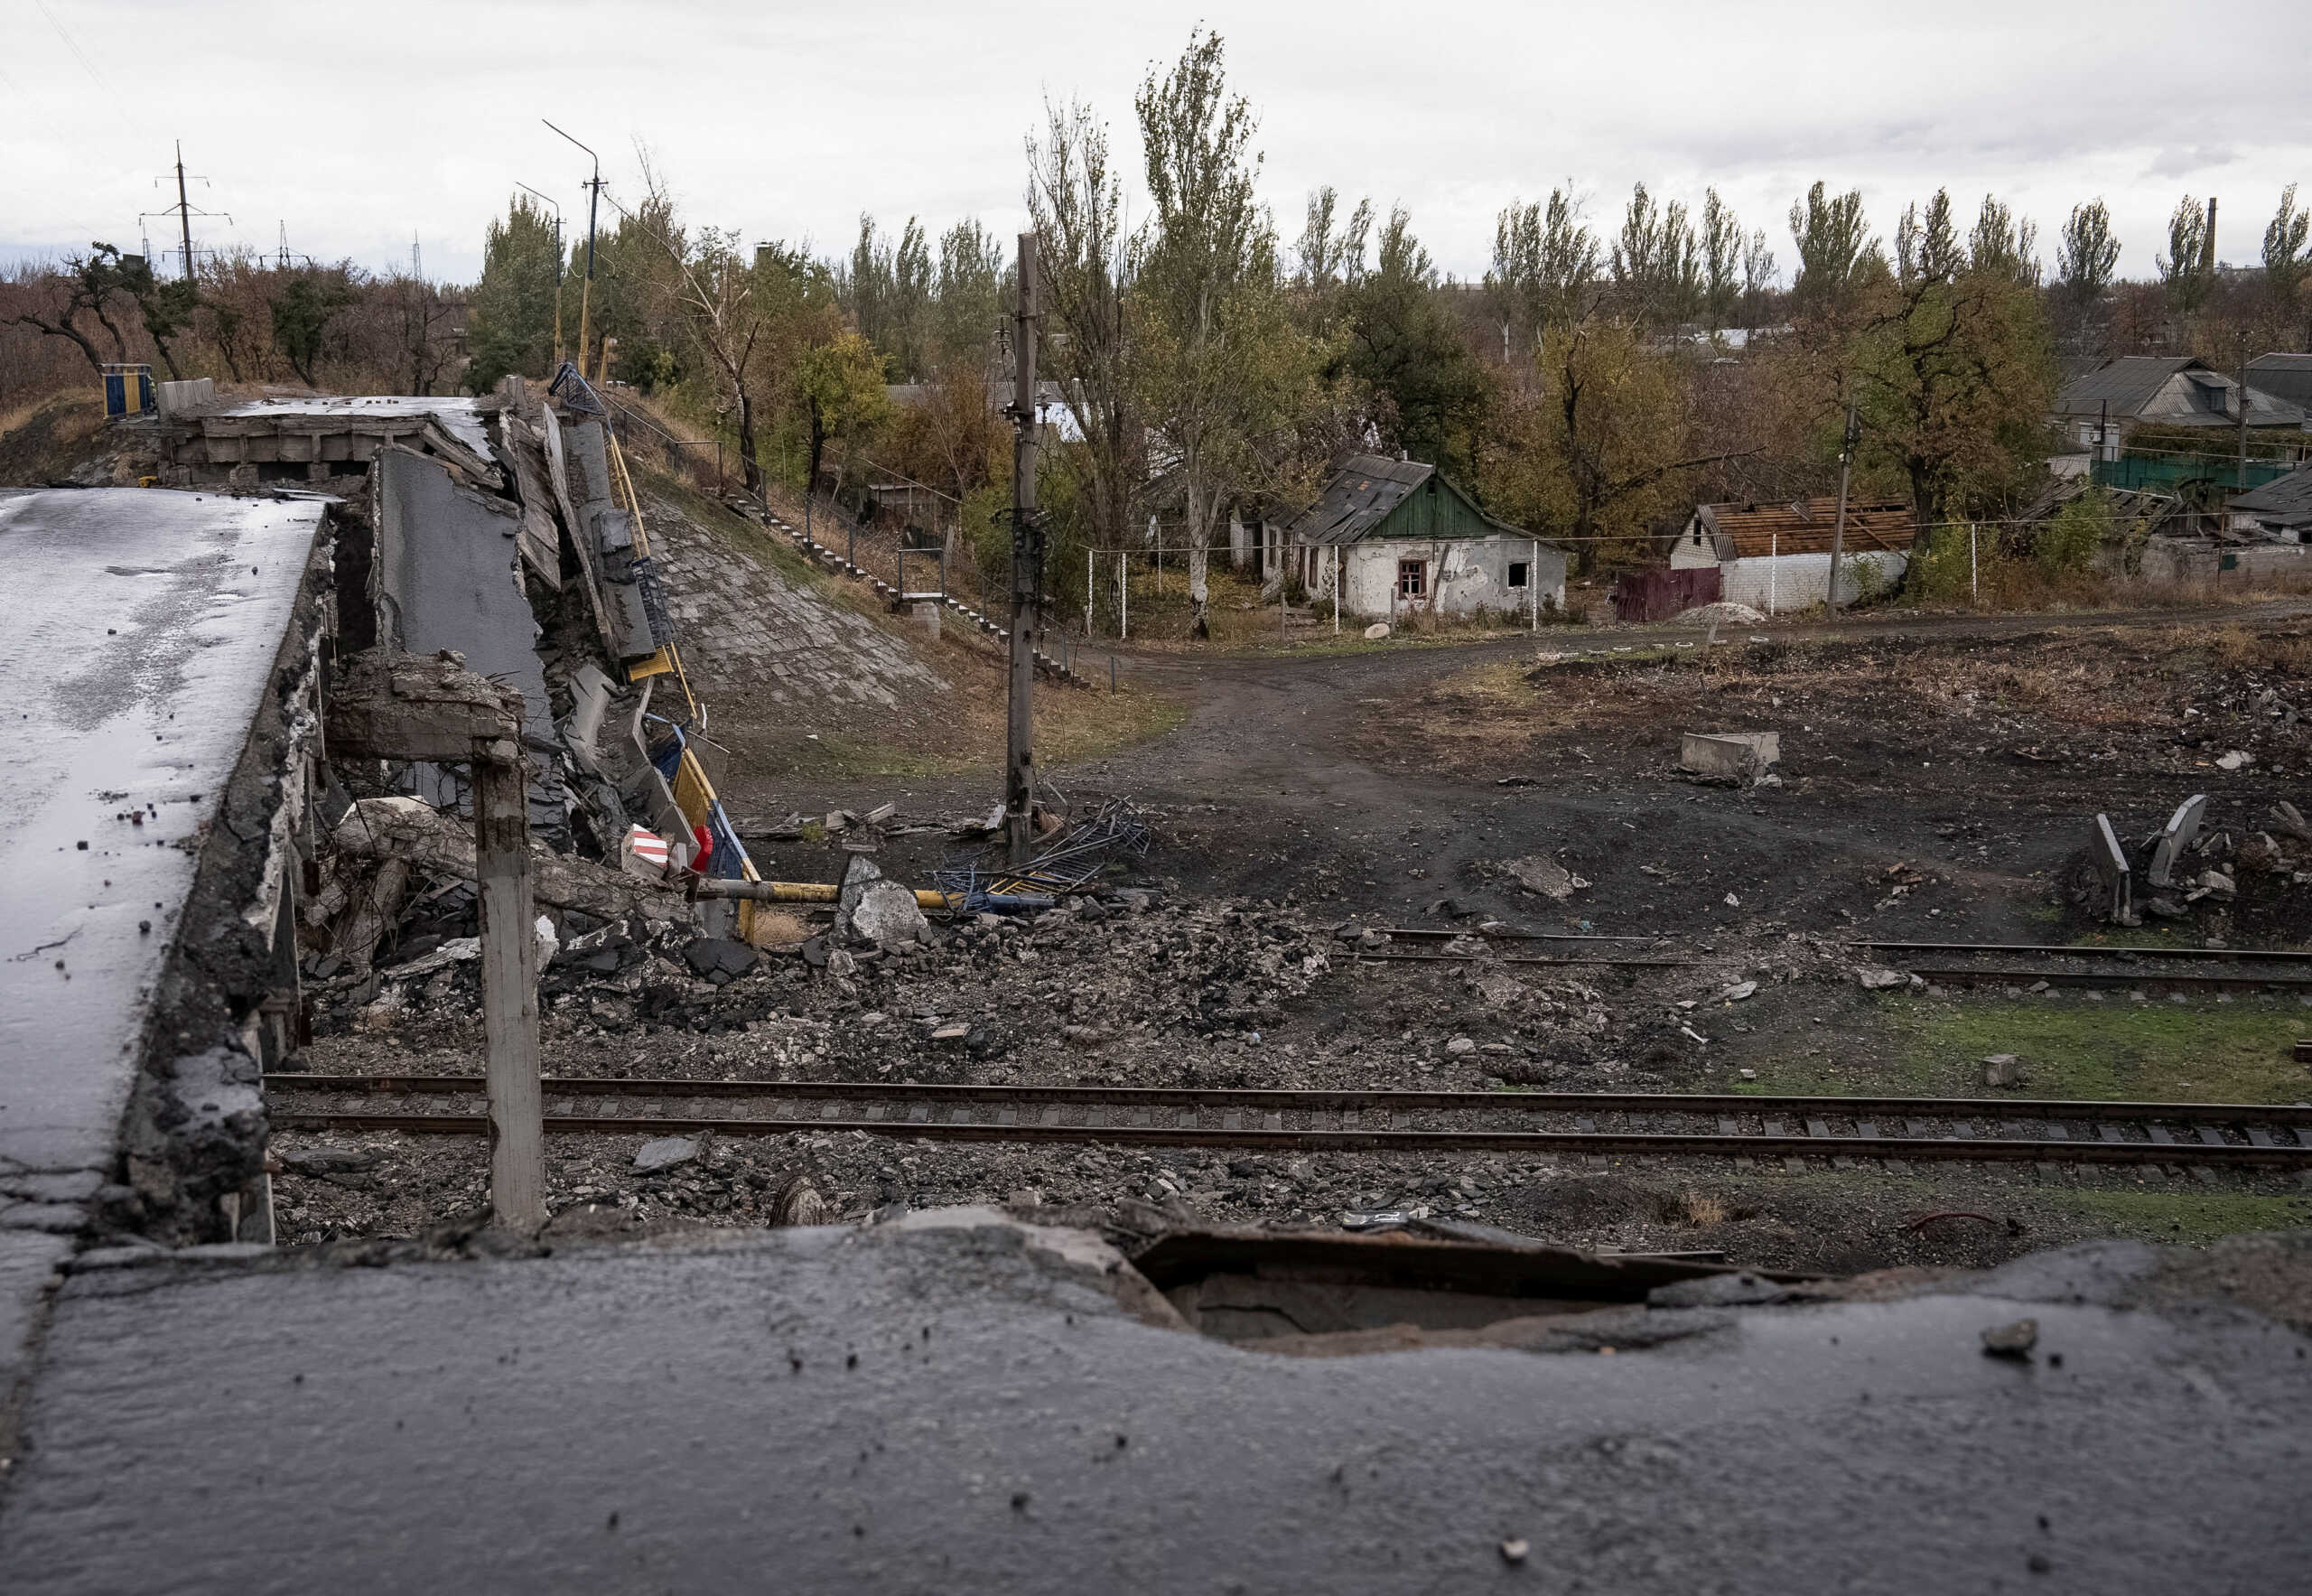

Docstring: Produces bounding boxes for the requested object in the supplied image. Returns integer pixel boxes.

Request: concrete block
[2147,793,2207,889]
[154,377,213,416]
[912,601,940,640]
[1681,732,1780,778]
[2093,813,2135,925]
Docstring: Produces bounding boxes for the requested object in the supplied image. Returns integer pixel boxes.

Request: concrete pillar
[472,739,545,1231]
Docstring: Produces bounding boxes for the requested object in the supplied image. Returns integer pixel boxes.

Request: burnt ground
[281,602,2312,1275]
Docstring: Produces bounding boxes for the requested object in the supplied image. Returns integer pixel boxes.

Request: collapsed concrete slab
[2147,793,2207,889]
[0,488,333,1423]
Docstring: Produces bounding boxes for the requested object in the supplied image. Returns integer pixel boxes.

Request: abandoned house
[1671,499,1915,611]
[1279,453,1567,618]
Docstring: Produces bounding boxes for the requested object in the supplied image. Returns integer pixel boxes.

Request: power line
[34,0,109,91]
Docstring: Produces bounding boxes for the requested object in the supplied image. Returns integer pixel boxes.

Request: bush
[2037,488,2109,574]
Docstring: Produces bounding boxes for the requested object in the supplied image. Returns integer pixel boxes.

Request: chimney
[2200,198,2218,275]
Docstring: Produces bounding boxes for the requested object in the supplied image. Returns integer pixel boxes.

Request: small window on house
[1692,526,1703,546]
[1508,561,1529,589]
[1397,559,1426,597]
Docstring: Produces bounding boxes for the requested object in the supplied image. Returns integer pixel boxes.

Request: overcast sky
[5,0,2308,288]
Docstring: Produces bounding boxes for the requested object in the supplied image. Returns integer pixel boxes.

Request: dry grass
[1677,1190,1728,1227]
[744,909,811,947]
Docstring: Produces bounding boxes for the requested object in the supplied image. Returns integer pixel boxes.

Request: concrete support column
[472,738,545,1231]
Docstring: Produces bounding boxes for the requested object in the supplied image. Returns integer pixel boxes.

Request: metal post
[1088,547,1095,636]
[1119,550,1127,639]
[1529,538,1539,633]
[1003,233,1042,863]
[472,740,544,1232]
[2239,340,2251,490]
[543,121,601,383]
[1825,397,1858,612]
[1769,529,1777,615]
[1970,522,1979,602]
[1335,546,1342,633]
[174,143,196,282]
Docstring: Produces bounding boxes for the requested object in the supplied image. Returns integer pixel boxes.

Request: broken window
[1508,561,1529,589]
[1397,559,1426,598]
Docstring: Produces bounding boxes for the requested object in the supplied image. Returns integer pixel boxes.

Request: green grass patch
[2041,1186,2312,1245]
[1875,993,2310,1102]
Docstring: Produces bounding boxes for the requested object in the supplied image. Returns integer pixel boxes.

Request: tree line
[5,28,2307,629]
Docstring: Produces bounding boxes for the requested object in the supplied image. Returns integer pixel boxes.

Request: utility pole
[1825,397,1859,612]
[516,183,565,366]
[2239,336,2251,490]
[172,142,195,281]
[1004,233,1043,863]
[142,142,227,283]
[544,120,602,381]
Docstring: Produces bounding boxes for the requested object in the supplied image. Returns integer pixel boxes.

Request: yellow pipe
[705,880,958,912]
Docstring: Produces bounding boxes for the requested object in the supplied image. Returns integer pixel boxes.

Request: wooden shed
[1673,499,1915,611]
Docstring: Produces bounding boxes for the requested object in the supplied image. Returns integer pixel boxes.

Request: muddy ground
[281,604,2312,1274]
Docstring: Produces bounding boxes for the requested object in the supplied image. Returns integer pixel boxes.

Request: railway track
[266,1075,2312,1172]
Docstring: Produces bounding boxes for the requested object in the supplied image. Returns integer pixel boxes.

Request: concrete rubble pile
[222,374,797,1044]
[2073,789,2312,935]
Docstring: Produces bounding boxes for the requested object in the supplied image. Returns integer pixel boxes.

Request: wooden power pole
[1004,233,1042,863]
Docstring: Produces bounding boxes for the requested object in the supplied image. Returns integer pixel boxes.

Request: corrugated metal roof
[2053,357,2203,417]
[1692,499,1914,558]
[2231,462,2312,527]
[2055,355,2308,427]
[2249,353,2312,411]
[1282,455,1436,545]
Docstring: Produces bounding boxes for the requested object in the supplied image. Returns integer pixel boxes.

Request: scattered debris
[1981,1318,2039,1359]
[1504,854,1588,901]
[633,1136,699,1173]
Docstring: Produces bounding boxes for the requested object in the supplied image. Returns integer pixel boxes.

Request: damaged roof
[1692,499,1915,558]
[2018,477,2191,534]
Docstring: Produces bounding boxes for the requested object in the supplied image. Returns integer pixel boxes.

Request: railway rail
[266,1076,2312,1171]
